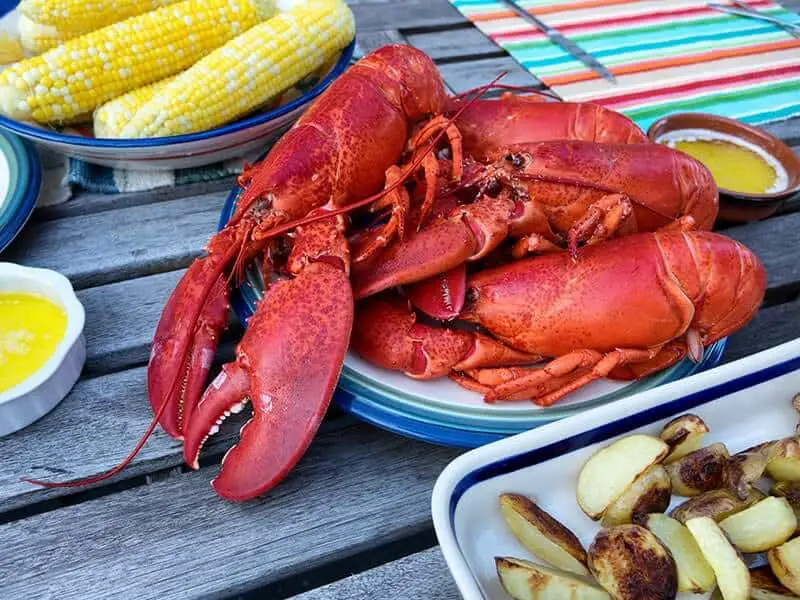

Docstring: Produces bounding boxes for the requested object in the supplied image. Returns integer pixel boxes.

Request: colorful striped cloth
[449,0,800,131]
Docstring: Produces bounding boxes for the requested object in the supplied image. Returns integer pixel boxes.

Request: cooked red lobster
[25,45,756,503]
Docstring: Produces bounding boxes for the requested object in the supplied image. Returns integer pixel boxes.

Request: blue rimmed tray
[0,130,41,253]
[218,184,725,448]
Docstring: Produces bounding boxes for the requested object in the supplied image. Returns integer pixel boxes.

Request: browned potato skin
[601,466,671,527]
[588,525,677,600]
[660,414,709,463]
[665,443,730,496]
[767,439,800,482]
[751,566,800,599]
[499,493,588,571]
[670,488,765,523]
[729,448,769,500]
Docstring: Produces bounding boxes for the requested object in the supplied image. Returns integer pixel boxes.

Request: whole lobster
[352,230,765,406]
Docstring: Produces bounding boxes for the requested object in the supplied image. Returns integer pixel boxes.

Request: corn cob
[0,0,277,124]
[18,0,181,30]
[93,75,179,137]
[120,0,355,138]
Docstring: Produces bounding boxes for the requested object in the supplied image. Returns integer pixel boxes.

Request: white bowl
[0,263,85,437]
[0,4,355,170]
[432,338,800,599]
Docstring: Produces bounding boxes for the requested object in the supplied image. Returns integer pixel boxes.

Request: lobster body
[352,231,765,405]
[450,95,648,162]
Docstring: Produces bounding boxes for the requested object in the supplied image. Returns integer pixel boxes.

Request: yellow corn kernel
[120,0,355,138]
[0,31,24,65]
[0,0,276,124]
[18,0,182,31]
[93,75,179,137]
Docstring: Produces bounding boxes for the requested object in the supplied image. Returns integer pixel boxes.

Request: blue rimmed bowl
[218,186,726,448]
[0,128,40,253]
[0,4,355,170]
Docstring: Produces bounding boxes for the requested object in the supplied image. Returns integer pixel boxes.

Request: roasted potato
[601,465,671,527]
[686,516,750,600]
[660,414,709,464]
[495,556,611,600]
[728,447,769,499]
[576,434,669,519]
[499,493,589,576]
[587,524,677,600]
[769,537,800,595]
[670,488,765,523]
[750,566,800,599]
[771,481,800,526]
[644,513,716,592]
[718,497,797,553]
[665,443,730,496]
[767,439,800,482]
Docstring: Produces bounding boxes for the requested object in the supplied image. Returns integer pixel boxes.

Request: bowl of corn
[0,0,356,169]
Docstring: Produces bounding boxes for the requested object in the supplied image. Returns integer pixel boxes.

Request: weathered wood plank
[293,548,458,600]
[3,191,226,289]
[78,270,184,374]
[438,56,541,94]
[36,178,237,221]
[725,211,800,292]
[0,424,461,600]
[407,27,503,62]
[348,0,465,33]
[725,297,800,364]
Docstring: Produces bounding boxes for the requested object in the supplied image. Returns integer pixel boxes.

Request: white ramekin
[0,263,86,437]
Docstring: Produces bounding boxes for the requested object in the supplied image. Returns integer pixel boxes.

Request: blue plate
[0,130,41,253]
[217,185,725,448]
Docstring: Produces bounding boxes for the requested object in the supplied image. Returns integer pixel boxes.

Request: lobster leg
[566,193,634,256]
[351,293,539,379]
[183,218,354,501]
[451,366,589,400]
[483,347,661,406]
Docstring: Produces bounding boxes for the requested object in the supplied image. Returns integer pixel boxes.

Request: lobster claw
[183,262,353,501]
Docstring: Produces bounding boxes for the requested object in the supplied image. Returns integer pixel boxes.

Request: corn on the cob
[18,0,181,30]
[93,75,179,137]
[0,0,277,124]
[0,32,24,65]
[120,0,355,138]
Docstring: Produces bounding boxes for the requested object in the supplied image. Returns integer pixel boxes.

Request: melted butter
[659,128,788,195]
[0,292,67,394]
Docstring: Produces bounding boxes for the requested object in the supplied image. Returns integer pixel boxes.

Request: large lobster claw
[183,262,353,501]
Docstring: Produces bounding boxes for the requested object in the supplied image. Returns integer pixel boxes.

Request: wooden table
[2,1,800,598]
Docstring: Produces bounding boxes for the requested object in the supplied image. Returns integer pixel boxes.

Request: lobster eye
[505,153,525,168]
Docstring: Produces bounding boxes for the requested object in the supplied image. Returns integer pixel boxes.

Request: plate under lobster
[27,45,765,502]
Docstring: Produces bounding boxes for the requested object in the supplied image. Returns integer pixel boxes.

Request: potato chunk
[499,493,589,576]
[719,497,797,553]
[769,537,800,595]
[588,524,677,600]
[671,488,764,523]
[767,439,800,482]
[665,443,730,496]
[686,517,750,600]
[644,513,716,592]
[771,481,800,526]
[576,435,669,519]
[750,566,800,599]
[601,465,671,527]
[660,414,709,464]
[728,448,769,499]
[495,556,611,600]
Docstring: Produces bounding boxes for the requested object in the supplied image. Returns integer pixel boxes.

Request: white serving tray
[432,338,800,600]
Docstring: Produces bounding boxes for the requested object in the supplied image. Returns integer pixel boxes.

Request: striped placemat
[450,0,800,131]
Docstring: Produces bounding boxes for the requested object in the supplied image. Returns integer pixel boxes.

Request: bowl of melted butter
[0,263,85,436]
[648,113,800,222]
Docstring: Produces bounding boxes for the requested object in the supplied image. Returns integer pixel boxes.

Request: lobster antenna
[255,72,508,241]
